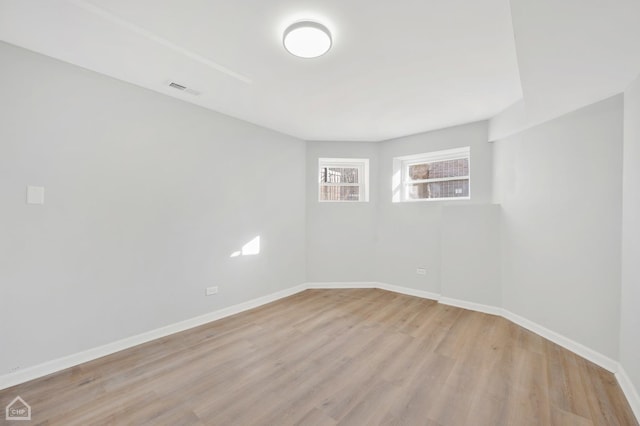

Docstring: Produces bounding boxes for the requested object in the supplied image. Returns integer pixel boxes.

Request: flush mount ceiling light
[283,21,332,58]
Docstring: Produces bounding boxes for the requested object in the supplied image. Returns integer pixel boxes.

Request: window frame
[318,158,370,203]
[394,147,471,202]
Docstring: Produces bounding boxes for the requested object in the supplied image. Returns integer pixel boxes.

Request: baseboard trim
[439,296,503,316]
[324,282,636,422]
[377,283,440,301]
[0,284,307,391]
[501,310,619,373]
[306,282,378,289]
[616,365,640,421]
[307,283,620,374]
[2,280,638,423]
[306,284,624,378]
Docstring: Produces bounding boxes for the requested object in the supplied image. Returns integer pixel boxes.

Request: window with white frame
[318,158,369,202]
[393,147,470,202]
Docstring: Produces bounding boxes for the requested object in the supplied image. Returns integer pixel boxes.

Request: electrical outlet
[416,268,427,275]
[205,286,218,296]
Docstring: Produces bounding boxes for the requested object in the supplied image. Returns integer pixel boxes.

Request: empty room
[1,0,639,424]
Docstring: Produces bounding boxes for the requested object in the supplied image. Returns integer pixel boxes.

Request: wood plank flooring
[0,289,637,425]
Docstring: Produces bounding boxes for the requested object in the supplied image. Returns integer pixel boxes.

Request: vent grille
[167,81,200,95]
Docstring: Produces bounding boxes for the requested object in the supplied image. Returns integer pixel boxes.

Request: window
[393,147,470,202]
[319,158,369,202]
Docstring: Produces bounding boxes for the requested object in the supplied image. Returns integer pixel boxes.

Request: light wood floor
[0,289,637,425]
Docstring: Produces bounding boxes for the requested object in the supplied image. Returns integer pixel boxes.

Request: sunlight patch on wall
[230,236,261,258]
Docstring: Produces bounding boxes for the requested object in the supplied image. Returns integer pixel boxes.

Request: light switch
[27,186,45,205]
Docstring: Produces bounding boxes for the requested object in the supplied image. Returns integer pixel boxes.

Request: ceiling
[0,0,522,141]
[0,1,638,142]
[510,0,640,129]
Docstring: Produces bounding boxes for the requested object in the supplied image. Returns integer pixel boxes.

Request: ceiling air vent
[167,81,201,96]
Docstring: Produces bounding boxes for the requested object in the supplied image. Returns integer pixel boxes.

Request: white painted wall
[306,122,502,306]
[376,122,497,295]
[440,204,501,307]
[305,141,378,282]
[493,95,623,359]
[0,42,306,374]
[621,75,640,395]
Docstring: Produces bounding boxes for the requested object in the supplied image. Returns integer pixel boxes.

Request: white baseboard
[306,284,626,380]
[501,310,619,373]
[306,282,378,289]
[0,284,307,391]
[616,365,640,421]
[439,296,503,316]
[377,282,440,301]
[306,282,440,301]
[2,280,638,424]
[306,283,620,374]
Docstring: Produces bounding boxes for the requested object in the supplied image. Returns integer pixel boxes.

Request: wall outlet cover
[27,186,45,205]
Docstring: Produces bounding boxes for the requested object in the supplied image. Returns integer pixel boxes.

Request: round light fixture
[283,21,332,58]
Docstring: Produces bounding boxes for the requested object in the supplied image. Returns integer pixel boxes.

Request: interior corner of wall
[488,99,527,142]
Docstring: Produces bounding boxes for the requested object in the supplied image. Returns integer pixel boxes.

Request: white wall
[376,122,498,296]
[0,42,306,374]
[305,141,378,282]
[621,75,640,395]
[440,204,501,307]
[305,122,502,306]
[493,95,623,359]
